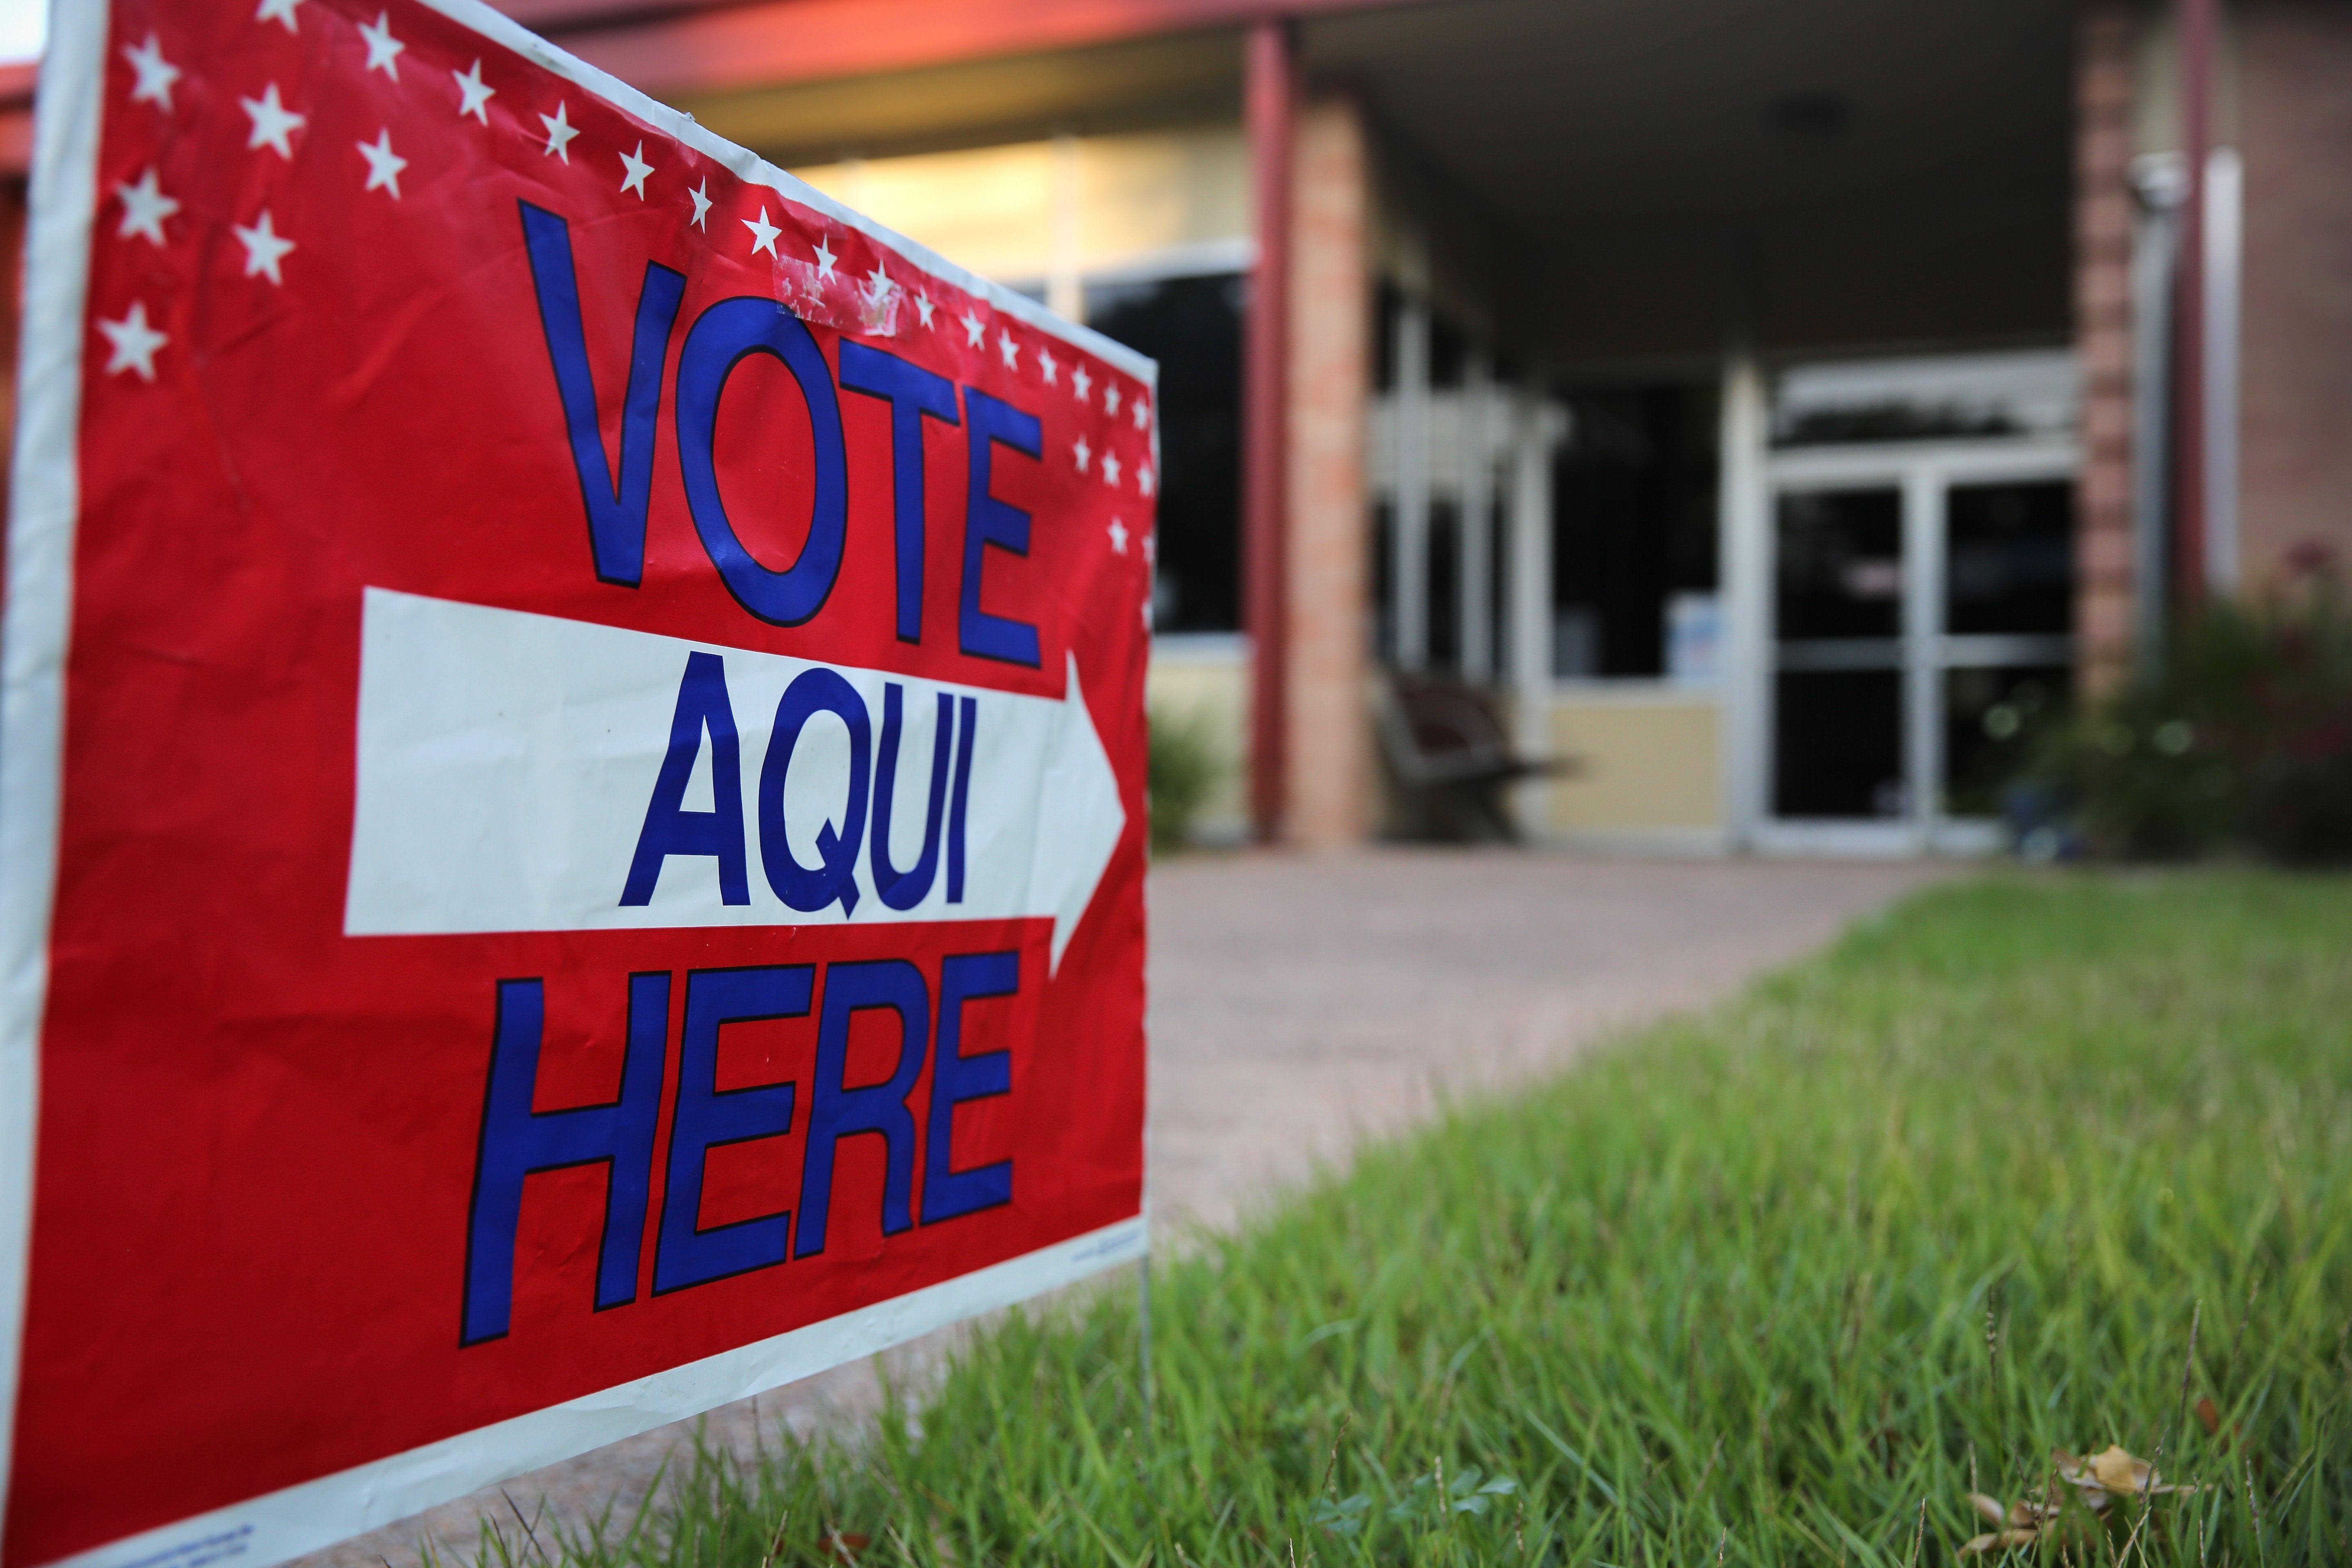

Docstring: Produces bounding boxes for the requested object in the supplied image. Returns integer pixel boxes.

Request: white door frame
[1738,436,2079,857]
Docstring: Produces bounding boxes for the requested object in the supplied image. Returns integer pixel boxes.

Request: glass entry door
[1760,443,2076,850]
[1773,484,1908,820]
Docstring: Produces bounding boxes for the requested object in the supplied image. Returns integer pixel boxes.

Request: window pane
[1553,383,1721,678]
[1943,664,2069,816]
[1084,273,1241,633]
[1774,670,1905,818]
[1946,480,2073,635]
[1427,500,1461,669]
[1775,487,1902,640]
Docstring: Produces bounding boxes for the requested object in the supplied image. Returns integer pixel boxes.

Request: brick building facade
[2,0,2347,850]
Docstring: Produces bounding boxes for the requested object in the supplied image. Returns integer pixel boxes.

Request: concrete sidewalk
[303,850,1947,1566]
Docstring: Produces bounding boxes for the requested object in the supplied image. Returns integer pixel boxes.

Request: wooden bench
[1376,673,1575,841]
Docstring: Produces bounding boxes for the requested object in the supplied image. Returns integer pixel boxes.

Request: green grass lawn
[540,875,2352,1567]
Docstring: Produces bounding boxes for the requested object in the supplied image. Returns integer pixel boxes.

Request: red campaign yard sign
[0,1,1156,1564]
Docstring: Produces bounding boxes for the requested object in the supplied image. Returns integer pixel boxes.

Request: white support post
[2204,146,2242,593]
[1458,351,1495,683]
[1718,349,1770,849]
[2128,152,2183,673]
[1902,465,1944,845]
[1392,298,1431,670]
[1506,379,1555,834]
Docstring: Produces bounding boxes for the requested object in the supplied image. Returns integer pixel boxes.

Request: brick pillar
[2238,0,2352,586]
[2074,0,2139,696]
[1282,94,1373,847]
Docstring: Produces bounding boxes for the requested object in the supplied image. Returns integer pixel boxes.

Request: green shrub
[2034,557,2352,862]
[1147,704,1223,853]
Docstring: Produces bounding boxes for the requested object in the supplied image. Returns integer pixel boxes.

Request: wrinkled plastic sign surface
[0,3,1154,1563]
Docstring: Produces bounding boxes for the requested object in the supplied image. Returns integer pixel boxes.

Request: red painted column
[2174,0,2215,606]
[1241,17,1294,842]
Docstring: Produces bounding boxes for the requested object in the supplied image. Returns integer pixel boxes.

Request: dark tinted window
[1944,664,2069,816]
[1775,487,1903,640]
[1083,273,1242,633]
[1775,670,1905,817]
[1552,384,1720,677]
[1946,480,2073,635]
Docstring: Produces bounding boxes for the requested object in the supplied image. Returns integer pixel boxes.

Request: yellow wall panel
[1546,692,1723,834]
[794,125,1247,296]
[794,143,1056,284]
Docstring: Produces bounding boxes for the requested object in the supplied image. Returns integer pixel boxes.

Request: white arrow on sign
[344,588,1126,969]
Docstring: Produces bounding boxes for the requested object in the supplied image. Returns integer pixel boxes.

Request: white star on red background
[115,169,178,246]
[1109,518,1128,554]
[234,210,296,285]
[241,83,305,160]
[619,143,653,199]
[744,208,781,256]
[123,34,180,110]
[453,60,495,123]
[356,129,407,198]
[87,0,1134,493]
[98,302,167,380]
[359,12,405,80]
[539,102,577,162]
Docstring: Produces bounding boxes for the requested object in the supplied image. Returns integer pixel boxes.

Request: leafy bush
[1147,704,1223,853]
[2034,556,2352,862]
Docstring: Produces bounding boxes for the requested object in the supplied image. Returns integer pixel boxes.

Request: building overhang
[501,0,1415,102]
[0,0,1434,177]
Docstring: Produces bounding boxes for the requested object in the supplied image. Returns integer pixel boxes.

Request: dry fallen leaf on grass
[1958,1486,2062,1554]
[2056,1444,2197,1501]
[1958,1446,2198,1554]
[1960,1527,2042,1555]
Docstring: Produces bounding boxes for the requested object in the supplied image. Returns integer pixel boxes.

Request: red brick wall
[1283,94,1374,846]
[2237,0,2352,586]
[2074,0,2138,694]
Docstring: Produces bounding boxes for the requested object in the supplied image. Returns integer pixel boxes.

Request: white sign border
[0,0,1155,1559]
[0,0,106,1546]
